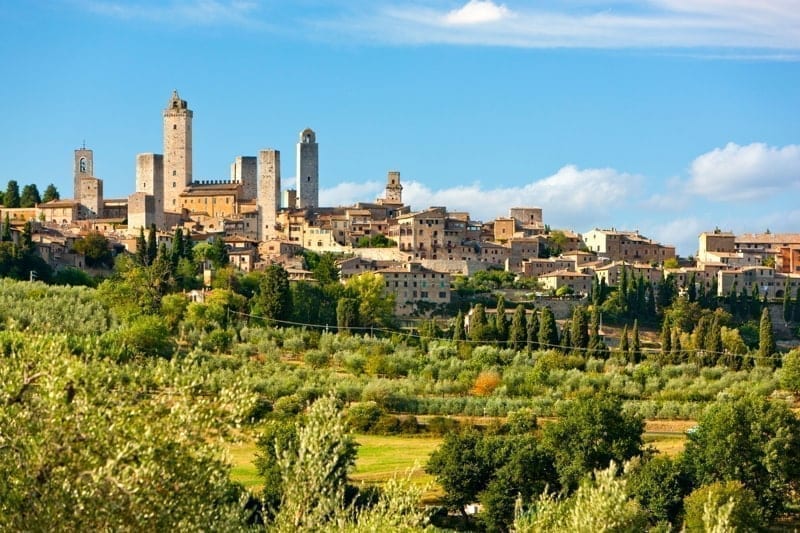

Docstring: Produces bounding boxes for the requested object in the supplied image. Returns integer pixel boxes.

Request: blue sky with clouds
[1,0,799,255]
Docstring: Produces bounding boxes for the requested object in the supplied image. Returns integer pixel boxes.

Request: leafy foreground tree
[542,394,644,491]
[0,332,255,532]
[514,462,648,533]
[682,481,764,532]
[683,394,800,522]
[269,394,430,532]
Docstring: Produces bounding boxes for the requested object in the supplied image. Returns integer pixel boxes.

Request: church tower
[163,90,193,214]
[383,171,403,204]
[74,146,93,201]
[257,149,281,241]
[296,128,318,209]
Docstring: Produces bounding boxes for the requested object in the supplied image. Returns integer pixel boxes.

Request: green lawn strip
[226,433,444,498]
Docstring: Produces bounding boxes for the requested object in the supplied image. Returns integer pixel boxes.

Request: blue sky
[1,0,799,255]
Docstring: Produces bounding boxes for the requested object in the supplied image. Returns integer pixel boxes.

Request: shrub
[471,370,502,397]
[304,349,330,369]
[346,402,384,432]
[426,416,460,436]
[683,481,763,532]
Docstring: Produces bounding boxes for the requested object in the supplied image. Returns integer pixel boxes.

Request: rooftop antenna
[82,139,86,150]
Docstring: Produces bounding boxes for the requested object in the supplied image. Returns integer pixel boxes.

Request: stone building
[376,262,451,316]
[582,228,675,264]
[257,149,281,241]
[230,156,257,201]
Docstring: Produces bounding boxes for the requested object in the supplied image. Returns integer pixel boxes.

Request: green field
[227,433,444,500]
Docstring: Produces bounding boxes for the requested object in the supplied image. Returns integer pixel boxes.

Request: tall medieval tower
[296,128,318,209]
[74,146,93,201]
[163,90,193,213]
[257,149,281,241]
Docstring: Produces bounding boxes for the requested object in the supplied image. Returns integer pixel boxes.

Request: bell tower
[74,144,93,201]
[163,90,193,213]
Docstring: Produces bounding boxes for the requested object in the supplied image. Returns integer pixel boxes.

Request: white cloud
[319,1,800,54]
[318,165,640,228]
[320,180,383,207]
[646,216,705,256]
[443,0,511,26]
[687,142,800,201]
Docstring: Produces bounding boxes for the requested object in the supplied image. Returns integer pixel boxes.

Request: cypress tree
[758,307,776,367]
[453,310,465,342]
[469,304,490,342]
[707,317,723,365]
[687,273,697,303]
[494,295,508,342]
[571,305,589,351]
[527,309,539,351]
[671,328,682,363]
[171,228,185,267]
[147,224,158,265]
[750,285,761,319]
[508,304,527,351]
[783,281,792,324]
[561,325,572,351]
[631,319,641,363]
[794,287,800,323]
[619,324,629,358]
[1,213,11,242]
[135,227,148,266]
[587,306,603,358]
[538,307,559,350]
[660,318,672,360]
[645,281,656,320]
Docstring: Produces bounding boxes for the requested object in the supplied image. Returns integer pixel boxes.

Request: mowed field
[227,419,692,499]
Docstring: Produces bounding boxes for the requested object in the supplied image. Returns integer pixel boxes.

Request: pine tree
[758,307,776,367]
[453,310,465,342]
[4,180,20,208]
[19,184,41,208]
[508,305,527,351]
[527,309,539,351]
[494,295,508,343]
[538,307,559,350]
[619,324,629,359]
[631,320,641,364]
[42,183,60,202]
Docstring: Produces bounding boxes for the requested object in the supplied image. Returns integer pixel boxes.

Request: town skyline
[1,1,798,256]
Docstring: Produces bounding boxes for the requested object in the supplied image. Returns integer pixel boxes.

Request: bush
[683,481,763,532]
[373,414,402,435]
[426,416,460,436]
[346,402,384,432]
[304,349,330,369]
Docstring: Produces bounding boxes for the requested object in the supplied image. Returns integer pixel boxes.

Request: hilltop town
[1,90,799,317]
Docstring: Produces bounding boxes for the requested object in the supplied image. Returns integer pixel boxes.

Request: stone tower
[296,128,318,209]
[384,171,403,204]
[74,146,93,201]
[163,90,193,213]
[257,149,281,241]
[231,156,257,201]
[135,153,164,228]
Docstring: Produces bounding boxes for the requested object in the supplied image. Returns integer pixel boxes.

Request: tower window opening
[173,125,177,130]
[307,176,311,182]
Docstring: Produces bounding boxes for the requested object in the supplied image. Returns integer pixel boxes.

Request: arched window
[79,157,87,173]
